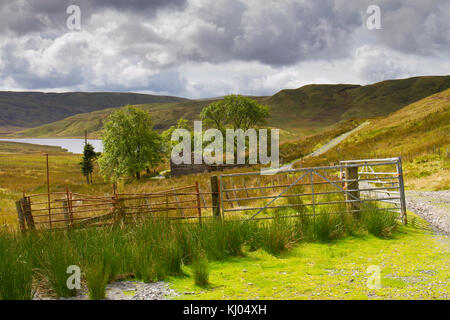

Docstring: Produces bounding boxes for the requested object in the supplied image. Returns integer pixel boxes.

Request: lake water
[0,138,103,154]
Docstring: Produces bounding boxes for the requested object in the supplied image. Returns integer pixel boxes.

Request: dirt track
[406,190,450,234]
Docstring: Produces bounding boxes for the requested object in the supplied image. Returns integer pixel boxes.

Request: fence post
[345,165,360,217]
[210,176,221,219]
[195,181,202,223]
[396,157,407,225]
[69,192,74,226]
[22,197,35,230]
[15,200,26,233]
[112,193,125,225]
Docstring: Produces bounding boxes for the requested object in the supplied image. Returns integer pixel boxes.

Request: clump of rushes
[85,259,111,300]
[247,213,297,255]
[262,213,297,255]
[362,208,398,238]
[33,232,80,298]
[192,251,210,287]
[198,220,246,260]
[313,210,344,242]
[0,231,34,300]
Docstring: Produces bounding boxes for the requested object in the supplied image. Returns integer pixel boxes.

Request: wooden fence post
[345,166,360,217]
[22,197,35,230]
[15,200,26,233]
[210,176,221,219]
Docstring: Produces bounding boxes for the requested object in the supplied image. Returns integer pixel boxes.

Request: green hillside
[16,99,216,138]
[263,75,450,129]
[15,75,450,139]
[0,91,187,128]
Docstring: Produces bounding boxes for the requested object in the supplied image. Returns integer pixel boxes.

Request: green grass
[192,253,210,288]
[0,230,34,300]
[168,215,449,300]
[85,259,111,300]
[361,208,398,238]
[0,206,408,300]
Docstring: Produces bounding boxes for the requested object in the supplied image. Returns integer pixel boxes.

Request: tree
[199,101,228,132]
[98,106,163,182]
[200,94,269,131]
[79,143,96,184]
[200,95,271,164]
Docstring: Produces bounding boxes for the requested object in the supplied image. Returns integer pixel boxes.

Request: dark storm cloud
[0,0,187,36]
[169,0,363,66]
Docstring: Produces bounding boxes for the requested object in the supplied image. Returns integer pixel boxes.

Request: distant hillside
[263,75,450,129]
[0,91,187,128]
[16,75,450,139]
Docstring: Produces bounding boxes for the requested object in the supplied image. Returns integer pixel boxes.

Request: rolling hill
[0,91,187,128]
[261,75,450,129]
[13,75,450,139]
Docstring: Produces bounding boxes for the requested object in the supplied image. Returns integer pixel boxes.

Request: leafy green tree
[200,94,269,131]
[98,106,163,181]
[199,101,228,132]
[223,95,269,131]
[79,143,96,184]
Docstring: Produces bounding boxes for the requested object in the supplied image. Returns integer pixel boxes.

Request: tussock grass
[0,205,401,299]
[85,259,110,300]
[30,232,80,298]
[192,251,209,287]
[361,209,398,238]
[0,230,34,300]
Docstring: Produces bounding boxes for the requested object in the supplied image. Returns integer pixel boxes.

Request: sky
[0,0,449,99]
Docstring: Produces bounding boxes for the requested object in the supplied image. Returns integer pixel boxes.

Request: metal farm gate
[218,157,407,224]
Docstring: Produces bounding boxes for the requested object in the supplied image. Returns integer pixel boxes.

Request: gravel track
[406,190,450,234]
[281,121,370,170]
